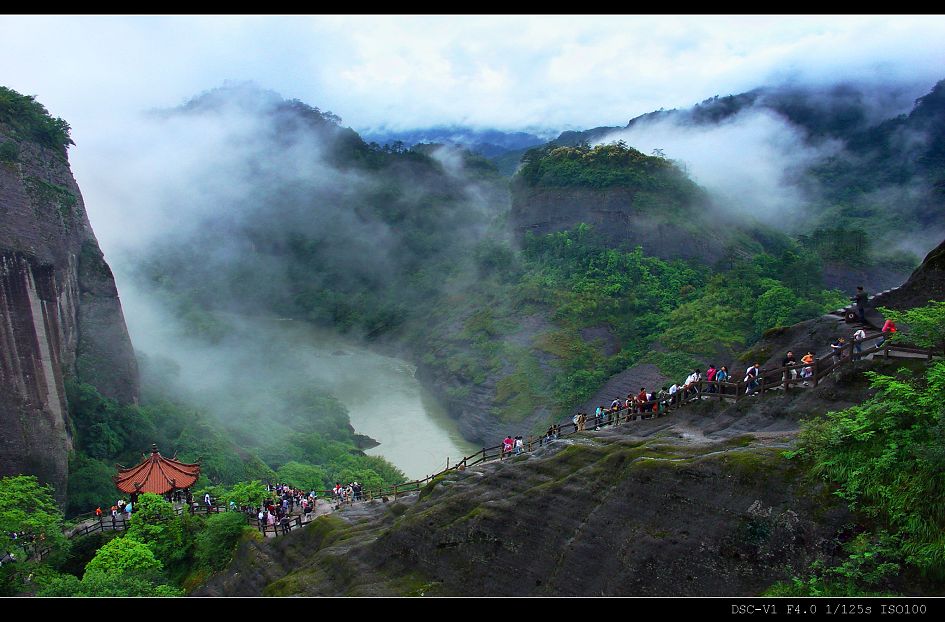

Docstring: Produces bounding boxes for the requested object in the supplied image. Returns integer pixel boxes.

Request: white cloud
[2,14,945,244]
[596,108,843,225]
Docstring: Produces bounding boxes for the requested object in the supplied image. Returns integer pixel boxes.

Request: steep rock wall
[0,121,138,501]
[510,185,731,263]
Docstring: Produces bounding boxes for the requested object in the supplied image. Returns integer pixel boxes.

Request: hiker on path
[705,364,717,393]
[877,318,897,348]
[853,327,867,358]
[831,337,846,360]
[853,286,869,324]
[782,351,798,386]
[744,363,761,394]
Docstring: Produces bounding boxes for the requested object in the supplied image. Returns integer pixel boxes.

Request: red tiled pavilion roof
[114,445,200,495]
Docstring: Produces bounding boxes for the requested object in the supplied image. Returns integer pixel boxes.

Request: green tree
[786,362,945,591]
[879,301,945,354]
[193,512,254,571]
[752,282,799,332]
[84,535,163,576]
[38,537,182,596]
[221,480,268,508]
[0,475,68,560]
[124,493,184,566]
[276,462,329,490]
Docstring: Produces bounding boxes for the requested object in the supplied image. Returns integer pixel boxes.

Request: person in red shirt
[878,319,897,347]
[636,388,648,413]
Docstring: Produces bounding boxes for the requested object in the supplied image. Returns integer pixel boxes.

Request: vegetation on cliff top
[517,141,701,195]
[414,223,845,426]
[0,86,73,150]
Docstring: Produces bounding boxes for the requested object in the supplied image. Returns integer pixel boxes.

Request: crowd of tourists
[529,315,898,448]
[252,483,321,534]
[330,481,365,506]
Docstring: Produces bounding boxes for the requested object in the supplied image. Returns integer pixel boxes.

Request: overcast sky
[3,14,945,253]
[3,15,945,136]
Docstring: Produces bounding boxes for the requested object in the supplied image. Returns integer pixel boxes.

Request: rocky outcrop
[868,238,945,311]
[0,120,138,501]
[510,185,731,263]
[200,431,850,596]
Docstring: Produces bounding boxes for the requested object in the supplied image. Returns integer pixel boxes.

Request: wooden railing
[39,333,933,555]
[333,333,936,505]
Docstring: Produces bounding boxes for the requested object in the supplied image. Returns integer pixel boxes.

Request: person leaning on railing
[800,352,814,384]
[715,366,730,394]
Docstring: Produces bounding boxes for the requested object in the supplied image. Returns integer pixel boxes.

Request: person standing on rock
[781,351,798,387]
[853,286,869,324]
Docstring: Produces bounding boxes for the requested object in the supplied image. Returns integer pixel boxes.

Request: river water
[283,322,480,479]
[125,299,478,481]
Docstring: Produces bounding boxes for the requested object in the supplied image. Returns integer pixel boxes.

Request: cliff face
[510,185,731,263]
[868,237,945,311]
[0,120,138,501]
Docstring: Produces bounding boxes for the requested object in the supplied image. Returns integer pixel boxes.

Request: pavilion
[114,444,201,503]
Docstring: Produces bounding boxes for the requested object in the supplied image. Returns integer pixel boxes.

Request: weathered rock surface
[197,356,917,597]
[199,433,847,596]
[510,185,730,263]
[0,121,138,501]
[869,238,945,311]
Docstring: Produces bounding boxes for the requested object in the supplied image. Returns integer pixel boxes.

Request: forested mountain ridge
[4,74,945,598]
[536,79,945,281]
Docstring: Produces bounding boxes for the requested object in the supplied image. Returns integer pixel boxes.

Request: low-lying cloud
[597,107,842,227]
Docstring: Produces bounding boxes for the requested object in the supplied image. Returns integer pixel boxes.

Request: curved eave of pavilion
[114,447,201,495]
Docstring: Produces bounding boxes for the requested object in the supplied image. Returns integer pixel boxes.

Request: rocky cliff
[867,237,945,312]
[0,105,138,501]
[510,185,732,263]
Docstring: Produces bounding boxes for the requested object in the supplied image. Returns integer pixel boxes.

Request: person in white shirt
[853,328,867,358]
[684,369,701,399]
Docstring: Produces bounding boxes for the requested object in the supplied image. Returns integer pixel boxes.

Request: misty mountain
[361,126,550,158]
[534,79,945,270]
[131,85,509,339]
